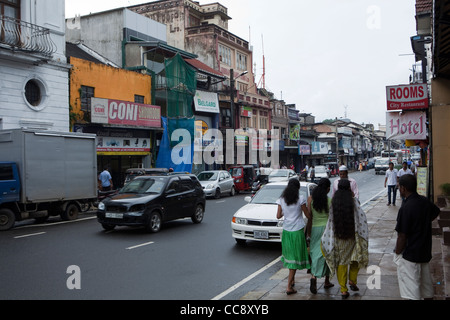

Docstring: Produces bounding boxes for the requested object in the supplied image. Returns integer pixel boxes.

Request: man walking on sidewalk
[384,162,398,206]
[394,174,440,300]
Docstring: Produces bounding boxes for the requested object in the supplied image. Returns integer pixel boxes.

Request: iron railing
[0,15,57,56]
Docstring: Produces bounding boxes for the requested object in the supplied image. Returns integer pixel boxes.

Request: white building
[0,0,70,131]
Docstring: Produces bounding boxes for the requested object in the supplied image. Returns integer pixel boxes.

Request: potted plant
[440,183,450,208]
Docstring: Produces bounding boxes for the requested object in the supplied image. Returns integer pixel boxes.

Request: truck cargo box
[0,129,97,203]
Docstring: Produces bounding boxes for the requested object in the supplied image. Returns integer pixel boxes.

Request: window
[0,0,20,19]
[236,52,247,71]
[0,164,13,181]
[240,116,250,128]
[221,108,231,127]
[25,80,41,106]
[80,86,95,112]
[134,95,145,104]
[219,44,231,66]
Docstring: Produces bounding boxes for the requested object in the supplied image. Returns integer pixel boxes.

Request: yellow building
[67,45,161,187]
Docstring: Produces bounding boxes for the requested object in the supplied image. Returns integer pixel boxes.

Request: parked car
[268,169,298,183]
[312,165,329,179]
[97,174,205,233]
[231,181,317,244]
[197,170,235,198]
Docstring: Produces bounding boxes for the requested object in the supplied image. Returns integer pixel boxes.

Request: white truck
[0,129,98,230]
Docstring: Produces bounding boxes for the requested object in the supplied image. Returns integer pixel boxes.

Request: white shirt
[332,178,359,199]
[385,169,398,186]
[397,168,413,178]
[276,196,306,232]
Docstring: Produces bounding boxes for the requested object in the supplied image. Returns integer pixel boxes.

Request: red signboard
[91,98,161,128]
[386,84,428,111]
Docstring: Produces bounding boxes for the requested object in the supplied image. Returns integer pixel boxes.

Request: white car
[268,169,298,183]
[231,181,317,244]
[197,170,235,198]
[311,165,329,179]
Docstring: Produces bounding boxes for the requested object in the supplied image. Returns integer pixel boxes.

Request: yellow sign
[416,167,428,197]
[195,120,209,135]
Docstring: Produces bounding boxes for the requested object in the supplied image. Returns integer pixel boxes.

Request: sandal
[349,282,359,291]
[324,282,335,289]
[286,289,297,295]
[341,291,350,299]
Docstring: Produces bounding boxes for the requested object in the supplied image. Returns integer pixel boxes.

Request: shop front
[75,98,162,187]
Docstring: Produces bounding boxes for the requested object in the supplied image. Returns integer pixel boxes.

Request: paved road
[0,169,385,300]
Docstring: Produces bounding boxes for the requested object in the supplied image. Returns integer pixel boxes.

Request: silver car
[197,170,236,199]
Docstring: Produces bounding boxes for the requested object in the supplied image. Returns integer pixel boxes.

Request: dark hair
[331,179,355,240]
[399,174,417,193]
[281,178,300,206]
[312,178,330,213]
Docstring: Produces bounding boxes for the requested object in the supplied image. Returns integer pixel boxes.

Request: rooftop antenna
[257,34,266,89]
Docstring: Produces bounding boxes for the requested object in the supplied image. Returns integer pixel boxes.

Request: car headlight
[206,184,215,189]
[232,217,247,225]
[98,202,105,211]
[277,220,284,227]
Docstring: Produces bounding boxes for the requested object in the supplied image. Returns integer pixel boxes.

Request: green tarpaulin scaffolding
[165,53,197,148]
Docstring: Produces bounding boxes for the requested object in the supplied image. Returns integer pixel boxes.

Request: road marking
[15,216,97,229]
[211,255,281,300]
[14,232,46,239]
[216,200,226,204]
[126,242,155,250]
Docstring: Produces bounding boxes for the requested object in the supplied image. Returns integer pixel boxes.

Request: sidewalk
[239,193,448,300]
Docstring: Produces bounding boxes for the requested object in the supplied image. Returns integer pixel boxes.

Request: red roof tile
[184,58,225,79]
[416,0,432,14]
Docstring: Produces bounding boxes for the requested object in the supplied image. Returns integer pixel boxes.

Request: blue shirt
[99,170,112,187]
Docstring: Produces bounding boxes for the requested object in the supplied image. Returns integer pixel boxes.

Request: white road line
[15,216,97,229]
[211,256,281,300]
[216,200,226,204]
[14,232,46,239]
[126,241,155,250]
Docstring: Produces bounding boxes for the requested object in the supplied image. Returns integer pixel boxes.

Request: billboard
[386,111,427,140]
[91,98,161,128]
[386,84,428,111]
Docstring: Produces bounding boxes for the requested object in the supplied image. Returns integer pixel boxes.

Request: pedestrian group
[276,162,440,300]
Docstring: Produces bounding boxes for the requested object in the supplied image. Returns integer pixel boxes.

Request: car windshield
[315,167,327,173]
[376,159,389,165]
[120,177,166,194]
[269,170,288,177]
[230,168,242,177]
[197,172,218,181]
[251,185,307,205]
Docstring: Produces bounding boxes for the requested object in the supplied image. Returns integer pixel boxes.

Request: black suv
[97,174,205,233]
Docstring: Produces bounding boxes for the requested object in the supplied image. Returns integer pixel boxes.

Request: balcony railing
[0,15,57,56]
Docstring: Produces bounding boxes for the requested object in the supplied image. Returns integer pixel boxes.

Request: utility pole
[230,69,235,130]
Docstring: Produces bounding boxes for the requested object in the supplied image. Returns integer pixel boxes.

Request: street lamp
[230,69,248,129]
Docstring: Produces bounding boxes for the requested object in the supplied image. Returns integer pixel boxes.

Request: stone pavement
[239,193,449,300]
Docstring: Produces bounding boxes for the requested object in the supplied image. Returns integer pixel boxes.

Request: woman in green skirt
[307,178,334,294]
[276,179,311,295]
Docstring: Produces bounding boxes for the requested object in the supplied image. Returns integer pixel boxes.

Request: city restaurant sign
[386,111,427,140]
[386,84,428,111]
[91,98,161,128]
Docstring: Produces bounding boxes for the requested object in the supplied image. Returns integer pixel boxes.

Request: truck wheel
[0,208,16,231]
[61,203,79,221]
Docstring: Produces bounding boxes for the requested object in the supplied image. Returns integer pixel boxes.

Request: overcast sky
[66,0,417,127]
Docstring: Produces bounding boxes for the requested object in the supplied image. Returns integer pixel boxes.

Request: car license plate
[106,213,123,219]
[254,230,269,239]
